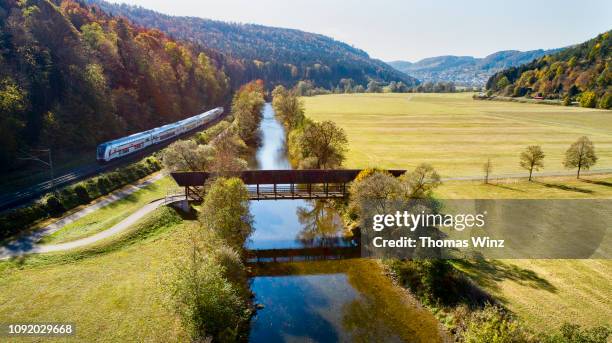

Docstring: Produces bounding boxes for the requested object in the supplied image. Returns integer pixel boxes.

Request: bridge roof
[170,169,407,186]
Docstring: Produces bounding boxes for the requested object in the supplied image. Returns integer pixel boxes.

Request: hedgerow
[0,157,162,241]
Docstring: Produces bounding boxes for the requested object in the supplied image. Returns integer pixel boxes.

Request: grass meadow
[304,93,612,332]
[436,175,612,332]
[0,207,189,342]
[302,93,612,177]
[40,176,175,244]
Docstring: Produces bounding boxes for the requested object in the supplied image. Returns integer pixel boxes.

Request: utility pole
[18,148,56,194]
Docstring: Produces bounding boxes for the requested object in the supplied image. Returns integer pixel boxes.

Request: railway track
[0,111,228,213]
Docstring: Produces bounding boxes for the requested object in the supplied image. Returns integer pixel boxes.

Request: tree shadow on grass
[581,179,612,188]
[453,255,557,304]
[535,181,594,194]
[488,183,526,193]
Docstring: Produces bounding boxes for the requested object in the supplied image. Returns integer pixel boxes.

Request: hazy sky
[108,0,611,62]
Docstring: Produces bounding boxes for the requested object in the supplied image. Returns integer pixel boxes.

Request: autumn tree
[231,81,265,145]
[400,163,442,198]
[199,177,253,249]
[162,140,213,172]
[272,85,305,131]
[210,131,248,177]
[564,136,598,179]
[294,120,348,169]
[519,145,545,181]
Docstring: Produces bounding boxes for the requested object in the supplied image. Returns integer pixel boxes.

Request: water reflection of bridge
[170,169,406,201]
[246,245,361,263]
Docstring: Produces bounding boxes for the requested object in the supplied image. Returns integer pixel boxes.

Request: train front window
[97,145,106,159]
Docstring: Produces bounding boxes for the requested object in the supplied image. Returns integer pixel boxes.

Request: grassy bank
[0,207,189,342]
[302,93,612,177]
[40,176,175,244]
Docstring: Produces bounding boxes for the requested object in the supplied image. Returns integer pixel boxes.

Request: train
[96,107,224,162]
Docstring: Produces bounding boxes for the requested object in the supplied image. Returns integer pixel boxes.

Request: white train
[96,107,224,162]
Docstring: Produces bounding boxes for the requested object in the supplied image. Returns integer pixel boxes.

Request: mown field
[302,93,612,177]
[435,175,612,332]
[304,93,611,332]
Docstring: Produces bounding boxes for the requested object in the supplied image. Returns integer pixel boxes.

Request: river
[247,103,445,342]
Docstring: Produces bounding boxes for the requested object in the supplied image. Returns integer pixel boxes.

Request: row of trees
[161,81,265,341]
[484,136,599,183]
[0,0,229,171]
[291,79,479,97]
[272,86,348,169]
[162,80,265,174]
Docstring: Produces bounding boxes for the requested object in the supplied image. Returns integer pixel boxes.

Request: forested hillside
[388,49,560,86]
[0,0,229,170]
[487,31,611,108]
[85,0,418,89]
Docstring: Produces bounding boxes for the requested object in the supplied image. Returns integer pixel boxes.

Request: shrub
[45,194,65,216]
[579,91,597,108]
[58,188,83,210]
[461,304,531,343]
[85,179,101,199]
[97,176,112,195]
[163,225,249,342]
[598,93,612,109]
[0,156,162,239]
[540,323,611,343]
[73,184,91,204]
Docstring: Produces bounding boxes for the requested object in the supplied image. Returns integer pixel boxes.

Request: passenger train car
[96,107,223,162]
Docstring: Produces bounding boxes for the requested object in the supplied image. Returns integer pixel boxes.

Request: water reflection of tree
[296,200,349,248]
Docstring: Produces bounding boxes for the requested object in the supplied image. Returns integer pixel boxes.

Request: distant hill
[388,49,561,86]
[487,30,610,108]
[85,0,418,89]
[0,0,228,170]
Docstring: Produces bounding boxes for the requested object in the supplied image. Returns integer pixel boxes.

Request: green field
[302,93,612,177]
[304,93,612,332]
[41,176,175,244]
[0,207,189,342]
[436,175,612,332]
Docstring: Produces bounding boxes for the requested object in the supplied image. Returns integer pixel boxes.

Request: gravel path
[0,173,166,259]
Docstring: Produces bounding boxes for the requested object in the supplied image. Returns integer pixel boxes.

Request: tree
[349,171,404,218]
[400,163,441,198]
[162,140,213,172]
[564,136,597,179]
[199,177,253,249]
[296,120,348,169]
[519,145,545,181]
[272,85,305,131]
[163,223,247,341]
[366,80,382,93]
[483,158,493,184]
[579,91,597,108]
[496,76,510,90]
[210,131,248,176]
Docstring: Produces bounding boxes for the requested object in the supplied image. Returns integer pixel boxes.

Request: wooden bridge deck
[171,169,406,201]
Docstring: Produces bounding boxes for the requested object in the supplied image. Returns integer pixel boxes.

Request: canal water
[247,103,445,342]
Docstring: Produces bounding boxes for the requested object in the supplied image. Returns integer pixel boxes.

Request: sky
[107,0,611,62]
